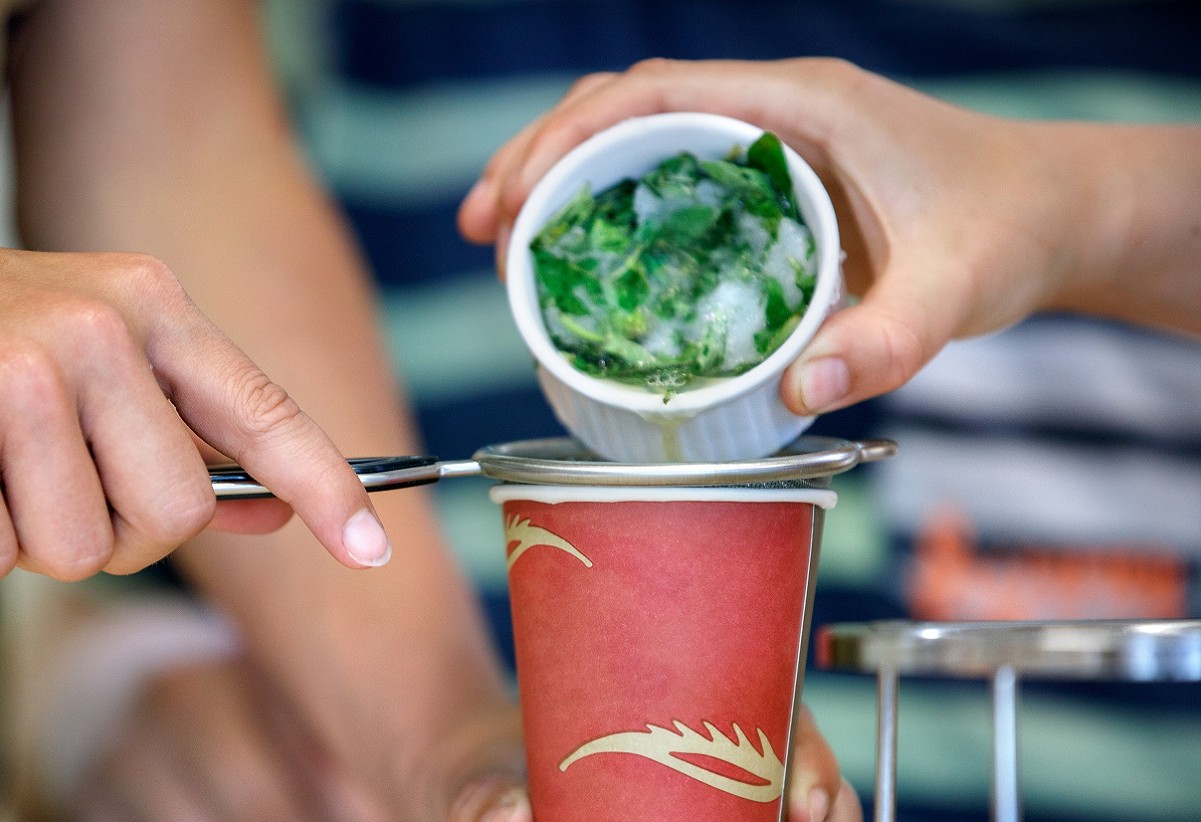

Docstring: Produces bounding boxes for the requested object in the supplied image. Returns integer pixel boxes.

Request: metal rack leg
[991,665,1021,822]
[820,620,1201,822]
[875,667,898,822]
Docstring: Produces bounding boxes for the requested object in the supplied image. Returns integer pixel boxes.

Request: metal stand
[991,665,1018,822]
[874,666,898,822]
[818,620,1201,822]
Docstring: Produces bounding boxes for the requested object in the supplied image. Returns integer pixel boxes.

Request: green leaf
[601,333,659,370]
[755,313,801,357]
[653,204,721,244]
[698,159,775,207]
[534,184,595,247]
[588,217,631,255]
[614,265,649,312]
[762,277,792,331]
[556,313,605,344]
[694,319,728,374]
[747,132,800,222]
[533,250,589,315]
[530,133,815,394]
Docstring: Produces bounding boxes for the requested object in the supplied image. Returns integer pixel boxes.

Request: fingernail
[797,356,850,413]
[808,787,830,822]
[480,789,531,822]
[343,508,391,567]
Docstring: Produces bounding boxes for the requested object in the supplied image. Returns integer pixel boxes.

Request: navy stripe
[884,796,1169,822]
[332,0,1201,90]
[477,587,516,672]
[344,199,492,287]
[412,384,567,458]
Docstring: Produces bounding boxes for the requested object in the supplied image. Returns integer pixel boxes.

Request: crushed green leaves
[531,132,817,399]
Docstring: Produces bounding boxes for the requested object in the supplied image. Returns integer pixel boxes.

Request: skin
[6,0,520,818]
[459,58,1201,416]
[7,8,851,822]
[0,11,392,579]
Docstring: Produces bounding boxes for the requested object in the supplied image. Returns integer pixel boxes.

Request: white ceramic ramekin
[505,112,842,462]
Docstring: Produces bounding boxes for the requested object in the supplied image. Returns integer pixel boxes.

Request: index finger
[492,60,782,225]
[155,316,390,569]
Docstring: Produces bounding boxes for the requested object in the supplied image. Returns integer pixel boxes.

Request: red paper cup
[491,482,837,822]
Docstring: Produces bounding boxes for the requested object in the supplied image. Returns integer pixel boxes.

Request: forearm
[9,0,511,797]
[169,189,508,793]
[170,192,508,793]
[1045,122,1201,334]
[177,517,511,806]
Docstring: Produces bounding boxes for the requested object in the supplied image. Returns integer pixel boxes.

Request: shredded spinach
[531,132,817,398]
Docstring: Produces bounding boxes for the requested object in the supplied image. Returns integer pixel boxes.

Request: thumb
[157,321,391,569]
[782,267,961,415]
[449,778,531,822]
[433,705,528,822]
[786,705,862,822]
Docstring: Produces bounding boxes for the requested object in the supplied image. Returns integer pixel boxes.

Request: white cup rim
[489,483,838,508]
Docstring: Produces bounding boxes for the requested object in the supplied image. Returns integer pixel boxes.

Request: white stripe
[490,483,838,507]
[914,70,1201,123]
[874,426,1201,553]
[888,321,1201,441]
[300,75,577,202]
[379,274,539,402]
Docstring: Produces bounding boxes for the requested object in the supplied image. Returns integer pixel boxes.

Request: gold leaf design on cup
[559,720,784,803]
[504,514,593,571]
